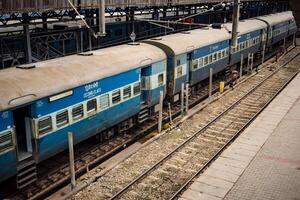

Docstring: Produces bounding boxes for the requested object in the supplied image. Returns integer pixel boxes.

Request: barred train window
[177,66,183,78]
[218,51,222,59]
[38,116,52,135]
[123,86,131,100]
[0,131,13,152]
[158,74,164,86]
[199,58,203,67]
[112,90,121,104]
[133,82,141,95]
[204,56,208,65]
[56,110,69,128]
[100,94,109,109]
[87,99,97,113]
[72,104,84,121]
[192,60,198,70]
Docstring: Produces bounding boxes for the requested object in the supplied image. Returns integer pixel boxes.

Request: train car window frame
[212,53,217,62]
[72,104,84,121]
[209,55,213,63]
[192,59,198,70]
[198,58,203,67]
[218,51,222,60]
[0,130,14,153]
[158,73,164,86]
[87,98,97,115]
[38,116,53,136]
[56,110,69,128]
[123,86,132,100]
[204,56,208,65]
[176,66,183,78]
[99,94,110,110]
[133,82,141,96]
[221,50,225,58]
[112,90,121,105]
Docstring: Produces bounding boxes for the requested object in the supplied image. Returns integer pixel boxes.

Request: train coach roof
[143,27,231,55]
[0,43,166,111]
[224,18,267,35]
[256,11,294,26]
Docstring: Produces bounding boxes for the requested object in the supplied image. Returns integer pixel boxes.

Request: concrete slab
[181,189,222,200]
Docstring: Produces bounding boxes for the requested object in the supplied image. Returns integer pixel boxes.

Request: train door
[13,106,33,161]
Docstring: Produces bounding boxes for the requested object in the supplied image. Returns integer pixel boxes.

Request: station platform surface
[179,73,300,200]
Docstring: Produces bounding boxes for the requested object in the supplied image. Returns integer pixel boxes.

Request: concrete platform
[179,73,300,200]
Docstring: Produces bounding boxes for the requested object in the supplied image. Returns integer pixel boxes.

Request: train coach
[0,43,167,188]
[0,11,297,188]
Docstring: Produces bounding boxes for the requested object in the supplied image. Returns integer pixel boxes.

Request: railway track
[71,46,300,200]
[9,46,288,200]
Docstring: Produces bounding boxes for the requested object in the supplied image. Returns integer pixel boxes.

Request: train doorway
[13,106,33,161]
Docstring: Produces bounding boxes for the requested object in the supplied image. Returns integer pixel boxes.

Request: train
[0,11,297,189]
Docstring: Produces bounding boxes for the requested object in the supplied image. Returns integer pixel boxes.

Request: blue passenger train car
[0,43,167,187]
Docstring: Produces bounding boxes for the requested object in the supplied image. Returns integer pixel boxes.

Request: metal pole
[240,54,243,79]
[293,33,296,46]
[158,91,164,133]
[168,103,173,125]
[181,83,185,116]
[247,53,251,73]
[24,24,32,64]
[98,0,106,36]
[185,83,189,113]
[80,29,84,53]
[231,0,240,48]
[250,53,254,72]
[89,32,92,51]
[209,68,213,98]
[262,44,266,64]
[68,132,76,189]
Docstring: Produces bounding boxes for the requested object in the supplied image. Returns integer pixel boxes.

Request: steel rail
[109,50,300,200]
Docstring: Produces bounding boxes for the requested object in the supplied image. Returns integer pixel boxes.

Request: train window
[209,55,212,63]
[123,86,132,100]
[0,131,13,152]
[218,51,222,59]
[112,90,121,104]
[176,59,181,66]
[225,48,229,56]
[176,66,183,77]
[192,60,198,70]
[38,116,52,135]
[133,82,141,96]
[204,56,208,65]
[72,104,84,121]
[87,99,97,114]
[100,94,109,110]
[213,53,217,62]
[222,50,225,58]
[158,74,164,86]
[199,58,203,67]
[56,110,69,128]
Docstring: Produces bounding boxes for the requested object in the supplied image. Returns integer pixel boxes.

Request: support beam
[158,91,164,133]
[23,24,32,64]
[68,132,76,189]
[231,0,240,48]
[209,68,213,98]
